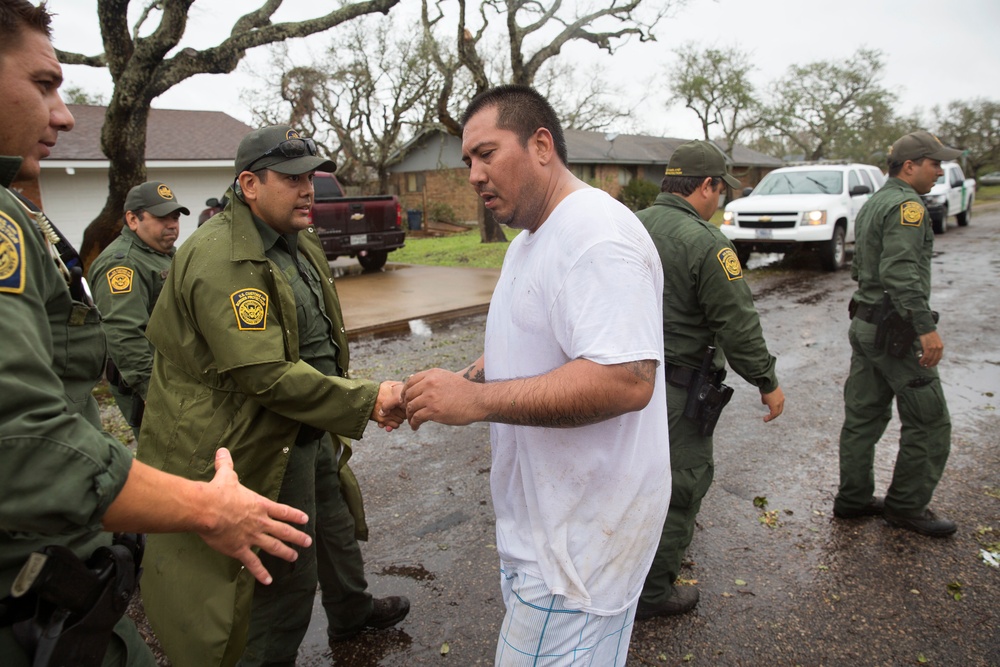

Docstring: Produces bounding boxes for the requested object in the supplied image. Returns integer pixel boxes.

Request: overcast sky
[46,0,1000,142]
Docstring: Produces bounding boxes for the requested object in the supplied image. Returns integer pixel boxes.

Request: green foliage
[62,85,107,106]
[393,229,510,268]
[669,44,760,149]
[427,201,458,223]
[933,98,1000,179]
[619,178,659,212]
[756,48,899,162]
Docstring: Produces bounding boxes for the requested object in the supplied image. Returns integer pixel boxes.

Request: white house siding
[38,163,234,250]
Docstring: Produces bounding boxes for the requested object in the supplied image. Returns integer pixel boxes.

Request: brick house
[386,129,784,224]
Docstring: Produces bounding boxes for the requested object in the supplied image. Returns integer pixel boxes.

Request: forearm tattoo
[462,364,485,383]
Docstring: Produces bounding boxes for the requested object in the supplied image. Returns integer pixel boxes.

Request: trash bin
[407,209,423,231]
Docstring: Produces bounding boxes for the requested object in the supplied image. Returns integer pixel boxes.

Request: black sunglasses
[243,137,318,173]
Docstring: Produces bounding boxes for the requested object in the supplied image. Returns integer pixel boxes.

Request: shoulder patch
[900,201,923,227]
[717,247,743,281]
[231,288,268,331]
[106,266,134,294]
[0,212,26,294]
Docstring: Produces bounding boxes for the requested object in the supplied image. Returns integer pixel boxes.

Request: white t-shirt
[484,187,671,615]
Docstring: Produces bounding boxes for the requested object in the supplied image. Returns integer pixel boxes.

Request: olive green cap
[235,125,336,175]
[665,140,741,189]
[124,181,189,217]
[888,131,962,163]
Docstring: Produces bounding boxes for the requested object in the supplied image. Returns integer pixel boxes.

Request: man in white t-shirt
[403,85,671,666]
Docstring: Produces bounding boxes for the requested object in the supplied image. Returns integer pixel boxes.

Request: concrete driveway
[333,262,500,336]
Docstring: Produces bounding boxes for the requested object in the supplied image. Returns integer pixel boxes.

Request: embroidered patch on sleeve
[0,212,26,294]
[231,288,268,331]
[900,202,924,227]
[106,266,134,294]
[717,247,743,281]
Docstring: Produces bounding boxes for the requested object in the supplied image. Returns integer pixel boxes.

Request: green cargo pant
[239,435,371,666]
[640,383,715,607]
[836,318,951,517]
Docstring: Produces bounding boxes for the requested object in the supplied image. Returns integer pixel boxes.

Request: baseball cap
[888,131,962,163]
[665,140,741,189]
[124,181,190,217]
[235,125,336,175]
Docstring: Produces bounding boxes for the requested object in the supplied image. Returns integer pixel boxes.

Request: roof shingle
[51,105,254,161]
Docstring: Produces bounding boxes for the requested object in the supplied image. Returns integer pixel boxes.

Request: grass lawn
[977,183,1000,200]
[391,208,724,269]
[392,228,512,269]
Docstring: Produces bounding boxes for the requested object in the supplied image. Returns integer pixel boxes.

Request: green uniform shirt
[0,155,132,593]
[851,177,937,335]
[251,215,343,377]
[637,192,778,393]
[90,226,173,426]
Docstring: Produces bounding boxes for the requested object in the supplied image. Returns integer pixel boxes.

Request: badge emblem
[286,129,300,140]
[231,288,268,331]
[900,202,923,226]
[717,247,743,281]
[0,212,25,294]
[157,184,175,200]
[106,266,133,294]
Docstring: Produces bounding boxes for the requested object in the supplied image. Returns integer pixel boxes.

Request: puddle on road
[329,262,406,279]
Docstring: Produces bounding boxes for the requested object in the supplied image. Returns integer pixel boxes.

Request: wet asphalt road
[294,205,1000,666]
[131,207,1000,666]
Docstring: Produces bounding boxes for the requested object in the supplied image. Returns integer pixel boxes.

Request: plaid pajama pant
[495,564,636,666]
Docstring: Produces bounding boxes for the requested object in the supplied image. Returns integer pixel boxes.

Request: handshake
[371,361,485,432]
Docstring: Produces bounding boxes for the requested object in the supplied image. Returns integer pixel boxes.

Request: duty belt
[851,301,881,323]
[665,363,725,389]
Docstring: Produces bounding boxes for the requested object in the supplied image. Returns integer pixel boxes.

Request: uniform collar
[654,191,703,218]
[0,156,24,188]
[121,224,175,257]
[886,176,918,195]
[228,188,268,262]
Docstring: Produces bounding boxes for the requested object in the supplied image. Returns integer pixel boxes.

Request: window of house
[571,164,595,182]
[618,167,634,186]
[406,173,423,193]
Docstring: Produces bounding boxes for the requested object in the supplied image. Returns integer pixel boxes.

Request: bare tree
[246,18,443,194]
[421,0,668,243]
[668,44,760,149]
[57,0,399,268]
[535,61,635,133]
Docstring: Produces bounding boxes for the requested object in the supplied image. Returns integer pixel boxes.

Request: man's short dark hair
[461,84,568,165]
[887,157,926,178]
[0,1,52,53]
[661,175,721,196]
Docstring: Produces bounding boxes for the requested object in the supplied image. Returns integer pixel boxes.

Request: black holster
[4,534,144,667]
[104,359,131,395]
[681,346,735,437]
[874,292,939,359]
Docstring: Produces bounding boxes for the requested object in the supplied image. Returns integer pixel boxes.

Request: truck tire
[735,244,752,268]
[819,224,847,271]
[358,250,388,272]
[932,207,947,234]
[957,199,972,227]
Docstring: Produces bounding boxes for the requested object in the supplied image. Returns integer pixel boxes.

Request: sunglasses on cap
[243,137,319,173]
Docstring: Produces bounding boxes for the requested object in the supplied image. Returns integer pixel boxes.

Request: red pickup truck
[197,171,404,271]
[311,171,404,271]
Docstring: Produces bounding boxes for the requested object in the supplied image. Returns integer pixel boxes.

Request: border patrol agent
[0,5,309,665]
[90,181,189,437]
[137,125,409,666]
[835,131,959,537]
[635,141,785,619]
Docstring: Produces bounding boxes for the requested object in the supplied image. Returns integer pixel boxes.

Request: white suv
[721,163,885,271]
